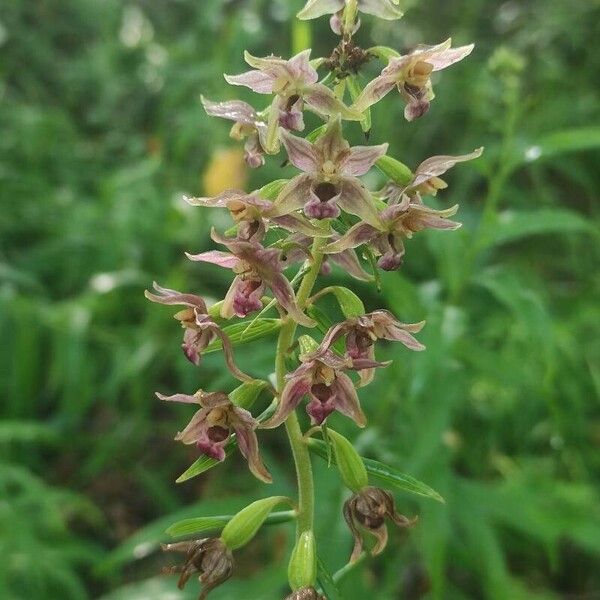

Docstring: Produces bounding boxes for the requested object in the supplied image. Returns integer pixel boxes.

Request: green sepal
[298,334,320,357]
[376,155,413,187]
[166,510,296,538]
[325,429,368,492]
[220,496,293,550]
[307,439,445,503]
[288,530,317,590]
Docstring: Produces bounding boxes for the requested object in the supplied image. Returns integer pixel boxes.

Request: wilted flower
[320,310,425,385]
[262,347,386,428]
[325,194,461,270]
[270,117,385,224]
[343,487,415,562]
[384,148,484,202]
[184,190,328,243]
[162,538,234,600]
[156,389,272,482]
[298,0,403,35]
[201,97,272,168]
[144,282,252,380]
[186,230,314,326]
[286,587,327,600]
[225,49,358,129]
[353,39,474,120]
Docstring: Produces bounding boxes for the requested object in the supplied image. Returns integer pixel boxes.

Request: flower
[343,487,416,562]
[261,347,387,428]
[201,97,271,168]
[162,538,234,600]
[324,194,461,270]
[285,587,327,600]
[186,230,314,326]
[353,39,474,120]
[270,117,386,224]
[385,148,483,202]
[184,190,328,243]
[156,389,272,483]
[282,233,373,282]
[298,0,403,23]
[320,310,425,385]
[144,282,252,380]
[225,49,358,126]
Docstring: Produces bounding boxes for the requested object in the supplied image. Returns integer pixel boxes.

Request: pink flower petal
[201,97,259,125]
[297,0,344,19]
[337,178,383,228]
[303,83,361,120]
[185,250,240,269]
[360,0,403,19]
[281,130,320,173]
[411,148,483,188]
[234,418,273,483]
[324,222,379,253]
[269,174,313,218]
[261,374,313,429]
[428,43,474,71]
[331,373,367,427]
[224,70,276,94]
[342,143,388,177]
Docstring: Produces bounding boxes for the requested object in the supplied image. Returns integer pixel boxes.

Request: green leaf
[484,209,593,248]
[307,439,445,503]
[202,318,281,353]
[317,555,341,600]
[515,126,600,167]
[166,510,296,538]
[376,155,413,186]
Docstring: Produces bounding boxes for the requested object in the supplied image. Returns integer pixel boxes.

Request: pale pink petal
[224,70,276,94]
[185,250,240,269]
[329,249,373,281]
[352,73,399,112]
[261,374,312,429]
[234,419,272,483]
[288,49,318,85]
[297,0,344,19]
[360,0,403,19]
[144,282,207,310]
[331,373,367,427]
[201,97,259,125]
[269,174,313,218]
[318,322,350,351]
[337,178,383,228]
[183,189,246,208]
[304,83,361,120]
[428,43,474,71]
[314,116,349,162]
[281,129,320,173]
[324,222,379,253]
[411,148,483,188]
[342,143,388,176]
[173,408,212,444]
[206,326,254,382]
[404,98,430,122]
[155,392,200,404]
[269,272,314,327]
[271,213,331,237]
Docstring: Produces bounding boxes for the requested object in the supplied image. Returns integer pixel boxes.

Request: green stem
[275,236,327,537]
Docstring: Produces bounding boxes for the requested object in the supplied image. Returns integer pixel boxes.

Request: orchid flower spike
[319,310,425,385]
[144,283,252,380]
[325,194,461,270]
[184,190,328,243]
[225,49,359,144]
[186,230,314,326]
[261,347,388,429]
[156,389,272,483]
[353,39,474,120]
[270,117,386,225]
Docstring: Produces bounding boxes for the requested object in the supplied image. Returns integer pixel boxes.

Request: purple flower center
[314,182,338,202]
[305,183,341,220]
[207,425,230,443]
[306,383,337,425]
[233,279,263,316]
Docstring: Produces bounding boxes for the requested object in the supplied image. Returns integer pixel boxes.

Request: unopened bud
[298,335,320,358]
[221,496,291,550]
[288,530,317,591]
[376,155,413,187]
[327,429,368,492]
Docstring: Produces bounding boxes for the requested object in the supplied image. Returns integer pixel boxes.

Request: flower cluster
[149,1,481,598]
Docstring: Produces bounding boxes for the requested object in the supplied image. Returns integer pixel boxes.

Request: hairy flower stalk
[148,2,480,597]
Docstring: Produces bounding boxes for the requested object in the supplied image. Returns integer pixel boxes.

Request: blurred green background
[1,0,599,598]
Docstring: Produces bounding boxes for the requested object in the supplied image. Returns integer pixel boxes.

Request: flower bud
[285,587,327,600]
[376,155,413,187]
[162,538,233,600]
[288,530,317,591]
[327,429,368,492]
[221,496,291,550]
[298,335,320,357]
[343,487,416,562]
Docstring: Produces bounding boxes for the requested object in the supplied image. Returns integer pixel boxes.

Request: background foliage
[1,0,599,598]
